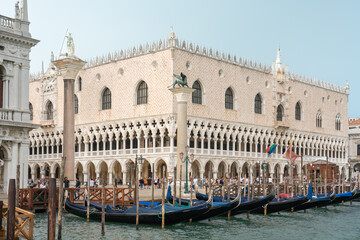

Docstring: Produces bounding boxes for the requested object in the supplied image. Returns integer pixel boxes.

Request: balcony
[40,120,55,127]
[274,121,290,130]
[0,108,32,126]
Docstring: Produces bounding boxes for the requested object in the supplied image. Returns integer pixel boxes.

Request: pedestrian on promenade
[140,177,144,189]
[114,178,118,187]
[64,177,70,188]
[147,177,152,189]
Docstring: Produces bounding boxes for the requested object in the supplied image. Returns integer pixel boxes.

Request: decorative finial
[276,46,281,65]
[51,51,54,62]
[41,61,44,74]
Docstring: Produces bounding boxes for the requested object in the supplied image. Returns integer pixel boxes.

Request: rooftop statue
[168,72,190,88]
[65,33,75,57]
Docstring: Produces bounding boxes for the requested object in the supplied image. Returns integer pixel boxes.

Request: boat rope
[157,212,165,219]
[87,210,96,216]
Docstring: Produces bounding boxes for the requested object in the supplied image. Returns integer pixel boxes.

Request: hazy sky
[1,0,359,117]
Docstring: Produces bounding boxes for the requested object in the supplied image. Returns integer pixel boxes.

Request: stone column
[169,87,195,180]
[54,57,86,181]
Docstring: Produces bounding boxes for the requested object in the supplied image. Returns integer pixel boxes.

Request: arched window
[335,113,341,131]
[46,101,53,120]
[276,105,284,121]
[74,95,78,114]
[316,111,322,128]
[137,81,148,105]
[225,87,233,110]
[192,81,202,104]
[295,101,301,120]
[78,77,82,91]
[254,93,262,114]
[29,102,33,120]
[102,88,111,110]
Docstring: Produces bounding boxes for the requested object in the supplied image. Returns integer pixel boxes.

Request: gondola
[191,189,241,222]
[65,196,212,225]
[348,189,360,201]
[166,185,242,221]
[197,188,276,216]
[166,186,202,206]
[252,195,309,214]
[292,186,336,211]
[330,190,354,205]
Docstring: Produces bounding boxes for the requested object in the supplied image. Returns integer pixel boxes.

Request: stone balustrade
[0,15,14,30]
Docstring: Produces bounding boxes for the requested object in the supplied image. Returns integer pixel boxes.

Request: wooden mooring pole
[208,168,212,221]
[152,163,155,207]
[101,181,105,235]
[0,201,3,237]
[161,166,166,229]
[48,178,56,240]
[179,167,182,207]
[135,155,139,230]
[227,166,231,220]
[16,165,20,208]
[57,156,66,240]
[173,166,176,207]
[189,177,193,224]
[87,166,90,222]
[7,179,15,240]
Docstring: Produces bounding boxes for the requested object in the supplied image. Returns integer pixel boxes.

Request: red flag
[283,147,300,163]
[265,146,271,153]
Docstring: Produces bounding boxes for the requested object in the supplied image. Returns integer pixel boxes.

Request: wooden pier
[19,187,135,211]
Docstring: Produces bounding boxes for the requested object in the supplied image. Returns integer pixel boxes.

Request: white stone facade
[348,118,360,174]
[28,32,350,185]
[0,0,39,193]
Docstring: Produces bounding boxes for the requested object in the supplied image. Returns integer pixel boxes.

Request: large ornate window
[316,111,322,128]
[74,95,78,114]
[254,93,262,114]
[46,101,53,120]
[137,81,148,105]
[276,104,284,121]
[225,87,233,110]
[29,102,33,120]
[102,88,111,110]
[192,81,202,104]
[295,101,301,120]
[335,113,341,131]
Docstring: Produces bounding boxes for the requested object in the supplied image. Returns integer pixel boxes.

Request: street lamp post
[180,145,194,194]
[126,161,135,188]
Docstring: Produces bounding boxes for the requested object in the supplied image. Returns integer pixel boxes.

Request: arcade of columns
[27,115,349,185]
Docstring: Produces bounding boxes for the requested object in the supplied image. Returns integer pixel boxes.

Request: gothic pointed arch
[74,94,79,114]
[276,104,284,121]
[192,80,202,104]
[295,101,301,120]
[225,87,233,110]
[46,101,53,120]
[29,102,33,120]
[316,110,322,128]
[254,93,262,114]
[335,113,341,131]
[101,87,111,110]
[137,80,148,105]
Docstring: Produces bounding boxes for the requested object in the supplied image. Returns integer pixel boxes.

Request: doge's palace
[28,31,349,186]
[0,0,39,193]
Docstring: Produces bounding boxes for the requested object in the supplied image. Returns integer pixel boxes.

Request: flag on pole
[268,144,277,154]
[283,141,300,163]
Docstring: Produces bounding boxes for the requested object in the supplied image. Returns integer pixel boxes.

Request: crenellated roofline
[30,33,348,94]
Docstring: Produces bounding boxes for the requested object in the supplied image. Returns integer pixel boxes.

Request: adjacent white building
[0,0,39,193]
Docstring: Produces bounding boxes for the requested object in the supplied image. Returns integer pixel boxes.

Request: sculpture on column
[168,72,190,88]
[65,33,75,57]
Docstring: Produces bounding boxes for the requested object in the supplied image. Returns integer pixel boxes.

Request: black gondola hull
[65,202,210,225]
[252,197,308,214]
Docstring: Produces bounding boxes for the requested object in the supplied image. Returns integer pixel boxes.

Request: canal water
[33,202,360,240]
